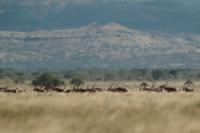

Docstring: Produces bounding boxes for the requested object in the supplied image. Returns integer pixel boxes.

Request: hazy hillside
[0,23,200,70]
[0,0,200,33]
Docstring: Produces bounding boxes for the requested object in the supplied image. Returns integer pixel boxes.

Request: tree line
[0,68,200,83]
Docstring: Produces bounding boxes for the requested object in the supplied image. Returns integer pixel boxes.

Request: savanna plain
[0,80,200,133]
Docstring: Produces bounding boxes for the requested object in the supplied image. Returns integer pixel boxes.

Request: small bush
[32,72,64,87]
[152,69,166,80]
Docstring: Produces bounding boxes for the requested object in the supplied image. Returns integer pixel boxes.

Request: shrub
[32,72,64,87]
[152,69,166,80]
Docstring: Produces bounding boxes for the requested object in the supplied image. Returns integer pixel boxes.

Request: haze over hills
[0,23,200,70]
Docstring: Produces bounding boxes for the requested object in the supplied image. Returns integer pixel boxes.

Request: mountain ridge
[0,23,200,70]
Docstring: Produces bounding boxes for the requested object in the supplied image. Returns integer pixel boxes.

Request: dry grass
[0,80,200,133]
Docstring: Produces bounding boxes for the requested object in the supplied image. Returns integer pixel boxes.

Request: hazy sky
[0,0,200,32]
[0,0,199,8]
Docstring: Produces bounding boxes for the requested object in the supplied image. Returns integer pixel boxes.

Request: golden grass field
[0,80,200,133]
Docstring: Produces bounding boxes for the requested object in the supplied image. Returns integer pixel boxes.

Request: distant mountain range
[0,0,200,33]
[1,0,200,70]
[0,23,200,70]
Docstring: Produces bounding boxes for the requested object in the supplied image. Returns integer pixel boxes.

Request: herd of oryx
[139,80,194,92]
[0,83,129,94]
[33,82,129,93]
[0,80,195,94]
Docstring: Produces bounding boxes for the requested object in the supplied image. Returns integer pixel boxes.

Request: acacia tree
[32,72,64,89]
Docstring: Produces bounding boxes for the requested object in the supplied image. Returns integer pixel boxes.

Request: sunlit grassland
[0,80,200,133]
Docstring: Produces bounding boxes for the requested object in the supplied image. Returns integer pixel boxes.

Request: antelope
[17,89,26,93]
[152,82,163,92]
[182,80,194,92]
[107,87,128,93]
[182,87,194,92]
[153,87,163,92]
[65,89,72,93]
[43,85,52,92]
[85,88,97,93]
[4,88,19,93]
[106,82,115,91]
[159,82,177,92]
[91,82,105,92]
[65,83,97,93]
[0,86,8,92]
[51,87,65,93]
[107,82,128,93]
[93,88,105,92]
[34,87,46,93]
[72,88,96,93]
[163,86,177,92]
[139,82,153,92]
